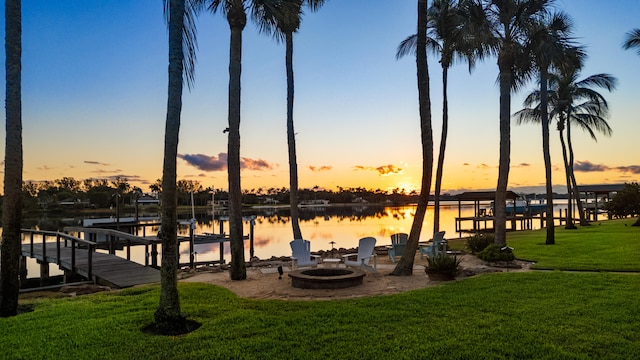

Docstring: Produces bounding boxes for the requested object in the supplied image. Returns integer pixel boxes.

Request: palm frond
[396,34,417,60]
[163,0,201,89]
[622,28,640,55]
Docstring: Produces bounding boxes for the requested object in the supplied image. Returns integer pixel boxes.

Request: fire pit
[288,268,366,289]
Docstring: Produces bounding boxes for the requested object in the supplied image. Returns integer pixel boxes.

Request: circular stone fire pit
[288,268,366,289]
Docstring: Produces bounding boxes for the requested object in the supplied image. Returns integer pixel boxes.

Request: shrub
[466,233,494,254]
[426,253,461,275]
[477,244,515,263]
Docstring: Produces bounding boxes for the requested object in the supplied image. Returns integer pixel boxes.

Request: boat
[490,199,547,215]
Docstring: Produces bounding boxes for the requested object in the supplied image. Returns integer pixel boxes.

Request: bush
[466,233,494,254]
[477,244,515,263]
[426,253,461,275]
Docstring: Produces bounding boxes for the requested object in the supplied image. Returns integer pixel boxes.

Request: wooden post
[39,260,49,286]
[189,221,195,269]
[249,217,255,260]
[151,243,158,268]
[19,256,27,286]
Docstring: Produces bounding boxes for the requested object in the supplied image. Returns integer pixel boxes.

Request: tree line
[12,176,441,212]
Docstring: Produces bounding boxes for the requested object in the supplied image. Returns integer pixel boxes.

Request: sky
[1,0,639,195]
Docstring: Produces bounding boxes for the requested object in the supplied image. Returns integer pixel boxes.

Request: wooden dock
[22,243,160,288]
[20,229,160,289]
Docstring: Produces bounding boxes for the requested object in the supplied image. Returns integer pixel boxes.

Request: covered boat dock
[454,191,549,235]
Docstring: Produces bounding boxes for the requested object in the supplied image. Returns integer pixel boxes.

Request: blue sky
[1,0,639,194]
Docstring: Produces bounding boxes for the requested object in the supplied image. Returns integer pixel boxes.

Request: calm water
[18,201,574,278]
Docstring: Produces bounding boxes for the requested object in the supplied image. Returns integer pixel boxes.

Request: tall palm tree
[558,69,616,226]
[522,11,579,244]
[154,0,198,334]
[1,0,23,318]
[202,0,292,280]
[515,68,617,229]
[623,28,640,55]
[479,0,552,247]
[397,0,484,235]
[392,0,434,276]
[271,0,325,241]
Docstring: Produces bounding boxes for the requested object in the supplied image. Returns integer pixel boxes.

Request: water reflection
[18,201,566,272]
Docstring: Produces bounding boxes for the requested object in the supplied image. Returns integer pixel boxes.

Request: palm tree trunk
[558,120,576,229]
[155,0,186,332]
[285,31,302,240]
[433,65,448,234]
[1,0,23,318]
[539,69,554,244]
[227,5,247,280]
[392,0,433,276]
[494,61,512,247]
[566,117,588,225]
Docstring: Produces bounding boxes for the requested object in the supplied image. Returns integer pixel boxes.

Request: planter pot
[425,269,457,281]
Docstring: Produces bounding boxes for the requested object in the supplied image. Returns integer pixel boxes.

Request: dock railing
[21,229,98,279]
[63,227,159,267]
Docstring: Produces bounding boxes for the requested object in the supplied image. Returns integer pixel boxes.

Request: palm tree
[521,11,580,244]
[558,69,616,226]
[1,0,23,318]
[201,0,293,280]
[154,0,198,334]
[392,0,434,276]
[397,0,483,235]
[271,0,325,241]
[623,28,640,55]
[515,68,617,229]
[479,0,553,247]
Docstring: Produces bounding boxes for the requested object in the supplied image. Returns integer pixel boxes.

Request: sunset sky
[1,0,638,195]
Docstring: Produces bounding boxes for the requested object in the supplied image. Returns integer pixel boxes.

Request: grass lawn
[1,218,639,359]
[508,218,640,271]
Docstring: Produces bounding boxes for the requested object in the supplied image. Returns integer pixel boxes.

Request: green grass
[507,218,640,271]
[2,218,639,359]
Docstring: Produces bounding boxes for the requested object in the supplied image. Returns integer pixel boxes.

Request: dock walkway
[22,242,160,288]
[21,229,160,289]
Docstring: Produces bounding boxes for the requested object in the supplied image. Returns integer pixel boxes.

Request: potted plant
[425,253,461,281]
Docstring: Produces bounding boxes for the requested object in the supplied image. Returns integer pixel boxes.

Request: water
[16,200,575,278]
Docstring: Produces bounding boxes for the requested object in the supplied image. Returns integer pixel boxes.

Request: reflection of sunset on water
[181,204,482,264]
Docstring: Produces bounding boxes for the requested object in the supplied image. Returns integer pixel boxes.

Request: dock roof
[455,191,518,201]
[576,184,626,194]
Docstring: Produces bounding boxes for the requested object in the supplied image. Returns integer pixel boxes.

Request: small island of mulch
[179,252,533,301]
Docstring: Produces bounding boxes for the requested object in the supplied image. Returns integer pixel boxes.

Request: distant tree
[149,178,163,193]
[603,183,640,226]
[1,0,23,317]
[622,28,640,55]
[56,177,81,193]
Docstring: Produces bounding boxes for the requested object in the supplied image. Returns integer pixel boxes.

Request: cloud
[90,168,122,174]
[515,163,530,168]
[37,165,53,171]
[84,160,110,166]
[573,161,608,172]
[616,165,640,174]
[309,165,333,172]
[572,161,640,175]
[478,163,491,169]
[354,164,403,175]
[179,153,276,171]
[241,157,276,171]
